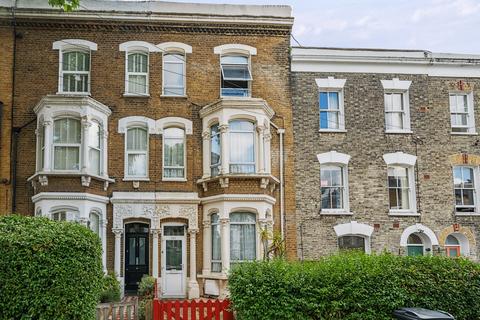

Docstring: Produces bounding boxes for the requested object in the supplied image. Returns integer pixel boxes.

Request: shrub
[138,275,156,320]
[100,272,121,303]
[228,252,480,320]
[0,215,104,320]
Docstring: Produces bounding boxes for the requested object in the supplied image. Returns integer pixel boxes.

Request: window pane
[327,112,339,129]
[166,240,183,270]
[54,118,81,143]
[386,112,403,130]
[129,238,136,265]
[229,121,255,173]
[457,95,468,112]
[462,189,475,206]
[128,154,147,176]
[89,122,101,149]
[328,92,339,109]
[128,53,148,73]
[319,92,328,110]
[230,120,254,131]
[164,226,185,236]
[446,235,460,245]
[54,146,79,170]
[164,61,184,87]
[211,125,221,167]
[63,51,89,71]
[222,64,252,81]
[89,148,100,175]
[230,223,256,261]
[463,167,474,188]
[89,213,100,235]
[221,55,248,64]
[320,111,328,129]
[127,128,147,151]
[338,236,365,251]
[211,215,221,272]
[128,75,147,94]
[392,93,403,111]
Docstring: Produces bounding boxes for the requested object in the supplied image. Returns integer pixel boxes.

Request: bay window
[210,124,221,176]
[163,53,185,96]
[126,127,148,178]
[453,166,476,213]
[53,118,81,171]
[211,213,222,272]
[126,52,148,95]
[52,211,67,221]
[230,212,256,264]
[163,127,185,179]
[229,120,255,173]
[37,124,45,171]
[89,211,101,236]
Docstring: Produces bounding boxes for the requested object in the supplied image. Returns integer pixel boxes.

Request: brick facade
[292,47,480,261]
[0,1,296,298]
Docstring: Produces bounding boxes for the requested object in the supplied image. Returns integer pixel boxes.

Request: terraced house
[292,47,480,261]
[0,0,297,298]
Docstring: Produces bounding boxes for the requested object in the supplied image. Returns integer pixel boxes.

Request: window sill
[320,210,353,216]
[28,171,114,182]
[455,212,480,216]
[319,129,347,133]
[385,130,413,134]
[123,93,150,98]
[451,132,478,136]
[388,210,419,216]
[122,177,150,182]
[160,94,187,98]
[56,91,90,96]
[198,273,228,280]
[220,95,252,99]
[162,178,187,182]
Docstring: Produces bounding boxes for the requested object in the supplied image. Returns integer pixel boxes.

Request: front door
[161,224,186,298]
[125,223,149,292]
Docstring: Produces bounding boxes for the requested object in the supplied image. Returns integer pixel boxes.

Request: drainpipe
[10,0,17,213]
[270,118,286,240]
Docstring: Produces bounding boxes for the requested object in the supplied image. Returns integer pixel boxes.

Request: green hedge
[0,215,104,320]
[229,252,480,320]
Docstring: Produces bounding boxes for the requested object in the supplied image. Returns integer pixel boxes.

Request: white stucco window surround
[53,39,97,95]
[32,192,109,272]
[316,77,347,132]
[381,78,412,134]
[119,41,160,97]
[200,194,275,296]
[334,221,374,254]
[383,152,418,216]
[317,151,351,215]
[400,223,439,255]
[157,42,192,97]
[198,98,275,187]
[29,95,113,189]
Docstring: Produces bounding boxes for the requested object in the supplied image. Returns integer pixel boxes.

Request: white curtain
[53,118,81,170]
[163,128,185,178]
[211,214,222,272]
[127,128,147,176]
[163,53,184,96]
[230,212,256,262]
[229,120,255,173]
[127,52,148,94]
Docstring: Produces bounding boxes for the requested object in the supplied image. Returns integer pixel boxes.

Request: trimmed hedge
[229,252,480,320]
[0,215,104,320]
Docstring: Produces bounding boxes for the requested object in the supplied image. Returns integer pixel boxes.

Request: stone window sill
[388,210,419,217]
[451,132,478,136]
[319,129,347,133]
[385,130,413,134]
[320,210,353,216]
[123,93,150,98]
[122,177,150,182]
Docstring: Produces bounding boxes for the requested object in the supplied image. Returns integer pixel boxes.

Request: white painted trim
[381,78,411,91]
[317,151,350,165]
[156,117,193,135]
[123,51,150,96]
[119,41,160,53]
[111,192,200,204]
[214,44,257,56]
[200,193,276,205]
[53,39,97,51]
[32,192,109,203]
[157,42,192,54]
[400,224,439,246]
[334,221,374,237]
[161,222,188,298]
[315,76,346,89]
[383,152,416,166]
[118,116,156,134]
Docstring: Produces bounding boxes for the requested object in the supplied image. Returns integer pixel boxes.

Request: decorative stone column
[202,130,211,178]
[219,124,229,174]
[43,119,53,171]
[113,229,123,277]
[101,219,108,273]
[151,229,161,278]
[220,218,230,273]
[81,116,91,173]
[188,229,200,299]
[202,220,211,274]
[256,125,265,173]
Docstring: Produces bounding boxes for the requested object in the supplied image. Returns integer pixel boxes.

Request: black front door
[125,223,149,292]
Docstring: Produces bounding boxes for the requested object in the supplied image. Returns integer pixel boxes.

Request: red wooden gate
[152,299,233,320]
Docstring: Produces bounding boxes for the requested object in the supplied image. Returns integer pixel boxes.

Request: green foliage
[229,252,480,320]
[100,272,121,303]
[138,275,156,298]
[138,298,152,320]
[0,215,104,320]
[48,0,80,12]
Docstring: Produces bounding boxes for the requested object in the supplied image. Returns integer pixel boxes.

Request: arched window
[211,213,222,272]
[230,212,256,264]
[445,234,461,257]
[229,120,255,174]
[338,235,365,252]
[89,211,101,236]
[61,50,90,93]
[53,118,81,171]
[126,52,148,95]
[220,55,252,97]
[89,121,102,175]
[210,124,221,176]
[163,127,185,179]
[321,165,345,209]
[163,52,185,96]
[126,127,148,178]
[407,233,424,256]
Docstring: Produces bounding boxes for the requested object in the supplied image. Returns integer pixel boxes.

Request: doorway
[125,223,149,292]
[161,224,187,298]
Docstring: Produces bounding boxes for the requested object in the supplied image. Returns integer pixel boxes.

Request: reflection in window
[163,128,185,179]
[229,120,255,174]
[454,166,476,213]
[338,236,365,252]
[230,212,256,264]
[319,92,340,130]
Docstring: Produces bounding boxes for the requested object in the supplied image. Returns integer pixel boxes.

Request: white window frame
[453,165,480,215]
[449,92,476,134]
[229,119,256,174]
[162,127,187,181]
[387,165,414,213]
[334,221,373,254]
[52,117,82,172]
[381,78,412,134]
[316,77,347,132]
[157,42,192,97]
[125,51,149,96]
[210,213,222,273]
[125,126,149,180]
[210,123,221,177]
[162,52,186,97]
[229,212,257,264]
[317,151,351,215]
[53,39,97,95]
[383,152,417,216]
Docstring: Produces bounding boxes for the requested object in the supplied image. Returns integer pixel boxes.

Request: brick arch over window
[438,225,476,258]
[449,153,480,166]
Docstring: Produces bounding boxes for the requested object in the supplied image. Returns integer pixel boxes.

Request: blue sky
[172,0,480,54]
